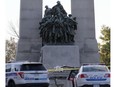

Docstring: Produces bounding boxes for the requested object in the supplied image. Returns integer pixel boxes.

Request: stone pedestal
[16,0,42,61]
[41,45,80,69]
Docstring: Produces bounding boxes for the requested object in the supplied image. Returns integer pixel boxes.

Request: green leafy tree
[6,37,17,62]
[99,25,110,66]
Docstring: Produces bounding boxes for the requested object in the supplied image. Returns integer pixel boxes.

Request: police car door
[6,64,11,86]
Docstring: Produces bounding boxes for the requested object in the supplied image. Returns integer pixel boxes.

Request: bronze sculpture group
[39,1,77,45]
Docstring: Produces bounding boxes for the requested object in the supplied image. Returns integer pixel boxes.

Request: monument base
[41,45,80,69]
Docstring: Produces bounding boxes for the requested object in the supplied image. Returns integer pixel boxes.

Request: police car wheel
[8,81,15,87]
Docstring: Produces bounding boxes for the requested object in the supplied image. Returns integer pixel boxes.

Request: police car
[6,61,49,87]
[74,64,110,87]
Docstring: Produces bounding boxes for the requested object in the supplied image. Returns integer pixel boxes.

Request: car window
[14,65,21,71]
[20,64,46,71]
[82,66,108,72]
[6,65,11,72]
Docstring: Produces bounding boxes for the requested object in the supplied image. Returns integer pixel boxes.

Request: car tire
[8,81,16,87]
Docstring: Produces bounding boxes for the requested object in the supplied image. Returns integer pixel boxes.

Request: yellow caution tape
[48,65,110,72]
[48,68,79,72]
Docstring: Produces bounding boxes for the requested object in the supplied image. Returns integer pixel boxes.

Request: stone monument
[16,0,99,87]
[16,0,99,67]
[39,1,80,68]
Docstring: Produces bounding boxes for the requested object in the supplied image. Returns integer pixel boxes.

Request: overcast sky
[5,0,110,42]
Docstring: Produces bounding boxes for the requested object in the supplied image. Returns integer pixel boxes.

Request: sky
[5,0,110,43]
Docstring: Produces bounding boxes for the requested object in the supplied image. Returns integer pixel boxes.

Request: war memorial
[16,0,99,87]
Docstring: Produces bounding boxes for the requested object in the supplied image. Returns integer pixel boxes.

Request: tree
[6,21,19,62]
[6,37,17,62]
[9,22,19,38]
[7,21,19,40]
[99,25,110,66]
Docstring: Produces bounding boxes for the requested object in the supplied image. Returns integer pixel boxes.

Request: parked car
[74,64,110,87]
[6,61,49,87]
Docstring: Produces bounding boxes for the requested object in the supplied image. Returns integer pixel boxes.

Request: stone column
[71,0,99,64]
[16,0,42,62]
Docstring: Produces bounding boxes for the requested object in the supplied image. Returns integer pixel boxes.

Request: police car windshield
[82,66,108,72]
[20,64,46,71]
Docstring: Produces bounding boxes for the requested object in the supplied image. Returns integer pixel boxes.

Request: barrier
[48,68,79,72]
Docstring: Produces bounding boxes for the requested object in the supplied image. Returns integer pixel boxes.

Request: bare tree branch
[8,21,19,38]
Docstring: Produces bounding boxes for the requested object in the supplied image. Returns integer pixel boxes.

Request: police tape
[48,68,79,72]
[48,65,110,72]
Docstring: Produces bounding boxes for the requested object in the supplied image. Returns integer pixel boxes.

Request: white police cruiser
[6,61,49,87]
[74,64,110,87]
